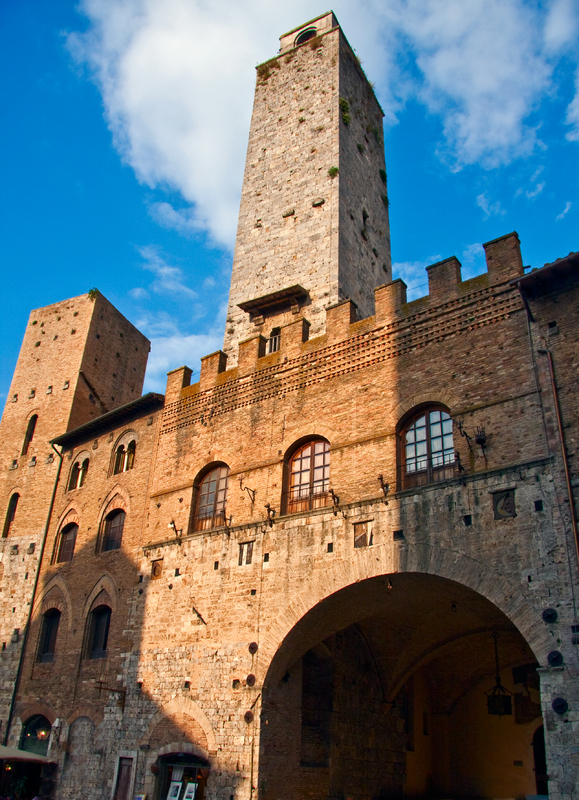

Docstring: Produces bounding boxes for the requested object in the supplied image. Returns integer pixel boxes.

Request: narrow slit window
[2,493,19,538]
[22,415,38,456]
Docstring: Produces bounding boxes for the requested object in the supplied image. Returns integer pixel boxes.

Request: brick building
[0,12,578,800]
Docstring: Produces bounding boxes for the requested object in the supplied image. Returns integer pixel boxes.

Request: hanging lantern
[485,632,513,716]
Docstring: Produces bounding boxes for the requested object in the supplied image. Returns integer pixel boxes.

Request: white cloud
[68,0,579,248]
[544,0,579,52]
[144,331,223,392]
[476,193,506,219]
[566,68,579,142]
[526,181,545,199]
[556,201,572,220]
[392,255,442,300]
[137,244,197,298]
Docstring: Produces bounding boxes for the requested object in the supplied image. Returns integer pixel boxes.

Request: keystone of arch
[256,542,556,681]
[141,697,217,754]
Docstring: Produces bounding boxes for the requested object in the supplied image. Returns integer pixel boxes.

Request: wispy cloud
[526,181,545,199]
[556,201,572,221]
[135,245,197,299]
[393,255,442,300]
[67,0,579,248]
[476,193,505,219]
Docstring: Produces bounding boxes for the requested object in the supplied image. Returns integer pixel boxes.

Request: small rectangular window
[354,521,371,548]
[534,500,543,512]
[239,541,254,566]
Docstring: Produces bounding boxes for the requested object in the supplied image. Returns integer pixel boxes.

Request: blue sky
[1,0,578,400]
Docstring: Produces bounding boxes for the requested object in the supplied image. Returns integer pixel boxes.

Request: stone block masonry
[223,12,391,364]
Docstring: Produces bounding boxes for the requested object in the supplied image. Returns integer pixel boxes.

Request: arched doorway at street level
[258,573,544,800]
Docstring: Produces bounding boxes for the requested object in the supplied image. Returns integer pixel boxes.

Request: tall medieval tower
[223,12,391,362]
[0,292,149,730]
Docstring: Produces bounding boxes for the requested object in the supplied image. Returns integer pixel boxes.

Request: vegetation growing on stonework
[339,97,351,125]
[88,288,99,301]
[380,168,387,184]
[328,166,339,178]
[257,59,280,82]
[381,194,390,208]
[357,143,365,153]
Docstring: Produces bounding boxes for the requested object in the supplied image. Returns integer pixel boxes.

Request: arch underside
[259,571,545,800]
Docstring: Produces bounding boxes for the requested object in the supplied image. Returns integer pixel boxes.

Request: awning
[0,745,55,764]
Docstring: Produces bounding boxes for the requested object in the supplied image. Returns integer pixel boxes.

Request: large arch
[256,549,551,800]
[256,542,555,684]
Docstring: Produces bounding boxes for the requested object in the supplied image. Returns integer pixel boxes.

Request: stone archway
[257,571,546,800]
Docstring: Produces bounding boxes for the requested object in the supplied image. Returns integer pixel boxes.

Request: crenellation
[199,351,228,391]
[483,231,524,283]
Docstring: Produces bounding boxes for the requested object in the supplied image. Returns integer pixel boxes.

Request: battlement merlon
[166,232,526,400]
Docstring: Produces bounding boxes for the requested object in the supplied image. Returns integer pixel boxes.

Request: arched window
[22,414,38,456]
[113,441,136,474]
[37,609,61,663]
[400,407,455,489]
[125,440,136,471]
[56,522,78,563]
[87,605,111,659]
[20,714,52,756]
[194,465,229,531]
[268,327,281,354]
[286,440,330,513]
[295,27,317,46]
[2,493,19,538]
[102,509,126,551]
[114,445,125,474]
[68,458,89,490]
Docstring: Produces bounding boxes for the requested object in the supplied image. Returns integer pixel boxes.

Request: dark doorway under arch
[258,573,543,800]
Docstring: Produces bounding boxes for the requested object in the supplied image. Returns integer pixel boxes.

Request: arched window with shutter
[101,509,126,551]
[86,605,111,659]
[56,522,78,563]
[37,609,61,663]
[285,439,330,513]
[193,465,229,531]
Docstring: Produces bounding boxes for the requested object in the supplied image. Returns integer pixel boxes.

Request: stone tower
[223,11,391,362]
[0,291,149,731]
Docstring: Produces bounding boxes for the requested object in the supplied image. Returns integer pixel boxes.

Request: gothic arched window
[114,440,136,474]
[193,465,229,531]
[400,407,455,489]
[56,522,78,563]
[286,439,330,513]
[37,609,61,663]
[87,605,111,660]
[68,458,89,490]
[102,509,126,551]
